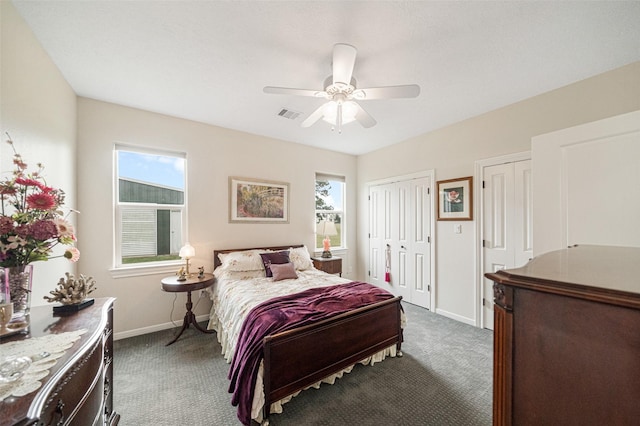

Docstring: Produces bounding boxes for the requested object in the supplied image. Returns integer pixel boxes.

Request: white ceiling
[12,1,640,156]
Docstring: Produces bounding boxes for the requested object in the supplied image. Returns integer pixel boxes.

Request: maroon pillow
[260,251,290,277]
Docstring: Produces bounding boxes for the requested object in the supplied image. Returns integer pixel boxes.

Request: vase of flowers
[0,265,33,322]
[0,133,79,323]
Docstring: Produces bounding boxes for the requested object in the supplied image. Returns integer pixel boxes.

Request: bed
[208,244,404,425]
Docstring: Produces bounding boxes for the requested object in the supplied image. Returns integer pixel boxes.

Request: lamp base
[321,250,333,258]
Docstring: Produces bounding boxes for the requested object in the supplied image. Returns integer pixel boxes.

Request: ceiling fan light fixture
[322,101,357,125]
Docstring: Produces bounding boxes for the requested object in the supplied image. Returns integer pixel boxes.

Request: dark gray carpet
[113,302,493,425]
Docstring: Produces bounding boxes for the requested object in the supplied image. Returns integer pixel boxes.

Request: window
[115,145,186,269]
[315,174,345,250]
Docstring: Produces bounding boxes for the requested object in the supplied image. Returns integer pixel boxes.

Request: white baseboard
[435,308,477,327]
[113,314,211,341]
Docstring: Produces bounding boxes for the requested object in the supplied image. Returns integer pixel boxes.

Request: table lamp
[317,220,338,258]
[179,242,196,277]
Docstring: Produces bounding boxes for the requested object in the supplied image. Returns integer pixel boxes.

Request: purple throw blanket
[228,281,396,425]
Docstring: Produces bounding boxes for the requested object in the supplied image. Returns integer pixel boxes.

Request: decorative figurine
[198,266,205,279]
[176,267,187,281]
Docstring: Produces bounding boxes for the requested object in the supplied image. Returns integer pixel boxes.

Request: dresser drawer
[38,338,104,425]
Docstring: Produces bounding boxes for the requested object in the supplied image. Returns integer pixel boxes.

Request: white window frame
[111,144,188,278]
[315,173,345,250]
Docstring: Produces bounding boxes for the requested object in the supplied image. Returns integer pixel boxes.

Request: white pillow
[217,249,265,271]
[215,269,265,280]
[288,246,314,271]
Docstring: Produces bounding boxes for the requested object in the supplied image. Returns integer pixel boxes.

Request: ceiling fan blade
[332,44,357,86]
[300,104,326,128]
[353,84,420,100]
[263,86,324,97]
[354,102,377,128]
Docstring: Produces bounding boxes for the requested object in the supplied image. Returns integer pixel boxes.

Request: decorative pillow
[260,250,290,277]
[270,262,298,281]
[218,250,265,272]
[288,246,314,271]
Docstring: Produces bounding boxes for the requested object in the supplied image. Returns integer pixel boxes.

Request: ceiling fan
[264,43,420,133]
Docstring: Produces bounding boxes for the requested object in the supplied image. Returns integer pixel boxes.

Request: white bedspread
[207,267,403,423]
[208,268,350,362]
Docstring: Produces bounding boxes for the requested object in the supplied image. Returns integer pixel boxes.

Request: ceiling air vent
[277,108,301,120]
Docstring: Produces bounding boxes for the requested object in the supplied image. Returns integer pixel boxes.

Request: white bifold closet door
[369,177,431,309]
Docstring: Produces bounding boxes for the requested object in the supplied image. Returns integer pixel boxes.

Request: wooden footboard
[262,296,403,423]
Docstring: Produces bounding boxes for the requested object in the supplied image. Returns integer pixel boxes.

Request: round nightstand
[161,273,216,346]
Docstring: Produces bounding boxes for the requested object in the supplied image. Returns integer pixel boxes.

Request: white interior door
[482,160,532,329]
[369,177,431,309]
[394,181,411,302]
[408,178,431,309]
[368,184,391,290]
[368,185,384,289]
[514,161,533,266]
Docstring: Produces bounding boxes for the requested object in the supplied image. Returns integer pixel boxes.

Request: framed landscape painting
[437,176,473,221]
[229,177,289,223]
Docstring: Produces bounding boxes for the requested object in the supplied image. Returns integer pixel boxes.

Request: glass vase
[1,265,34,322]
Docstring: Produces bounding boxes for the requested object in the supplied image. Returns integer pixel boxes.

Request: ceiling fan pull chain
[337,102,343,134]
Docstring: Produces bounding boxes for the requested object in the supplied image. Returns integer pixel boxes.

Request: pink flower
[26,192,57,210]
[29,220,58,240]
[15,225,30,238]
[6,235,26,249]
[12,157,27,171]
[64,247,80,262]
[0,184,16,195]
[53,218,75,238]
[447,190,461,203]
[0,216,13,234]
[15,177,42,188]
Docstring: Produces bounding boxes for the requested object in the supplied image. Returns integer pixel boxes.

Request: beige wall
[356,61,640,325]
[77,98,357,337]
[1,2,78,308]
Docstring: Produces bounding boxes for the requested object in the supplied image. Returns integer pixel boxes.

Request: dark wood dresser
[485,245,640,425]
[1,297,119,426]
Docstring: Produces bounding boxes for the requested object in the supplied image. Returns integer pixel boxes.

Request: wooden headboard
[213,244,304,270]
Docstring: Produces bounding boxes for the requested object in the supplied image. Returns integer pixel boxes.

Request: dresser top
[486,245,640,309]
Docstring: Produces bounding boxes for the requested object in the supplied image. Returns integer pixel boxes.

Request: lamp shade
[179,242,195,258]
[322,101,358,125]
[317,220,338,236]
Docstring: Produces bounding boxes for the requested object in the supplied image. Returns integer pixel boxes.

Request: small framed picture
[229,177,289,223]
[437,176,473,221]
